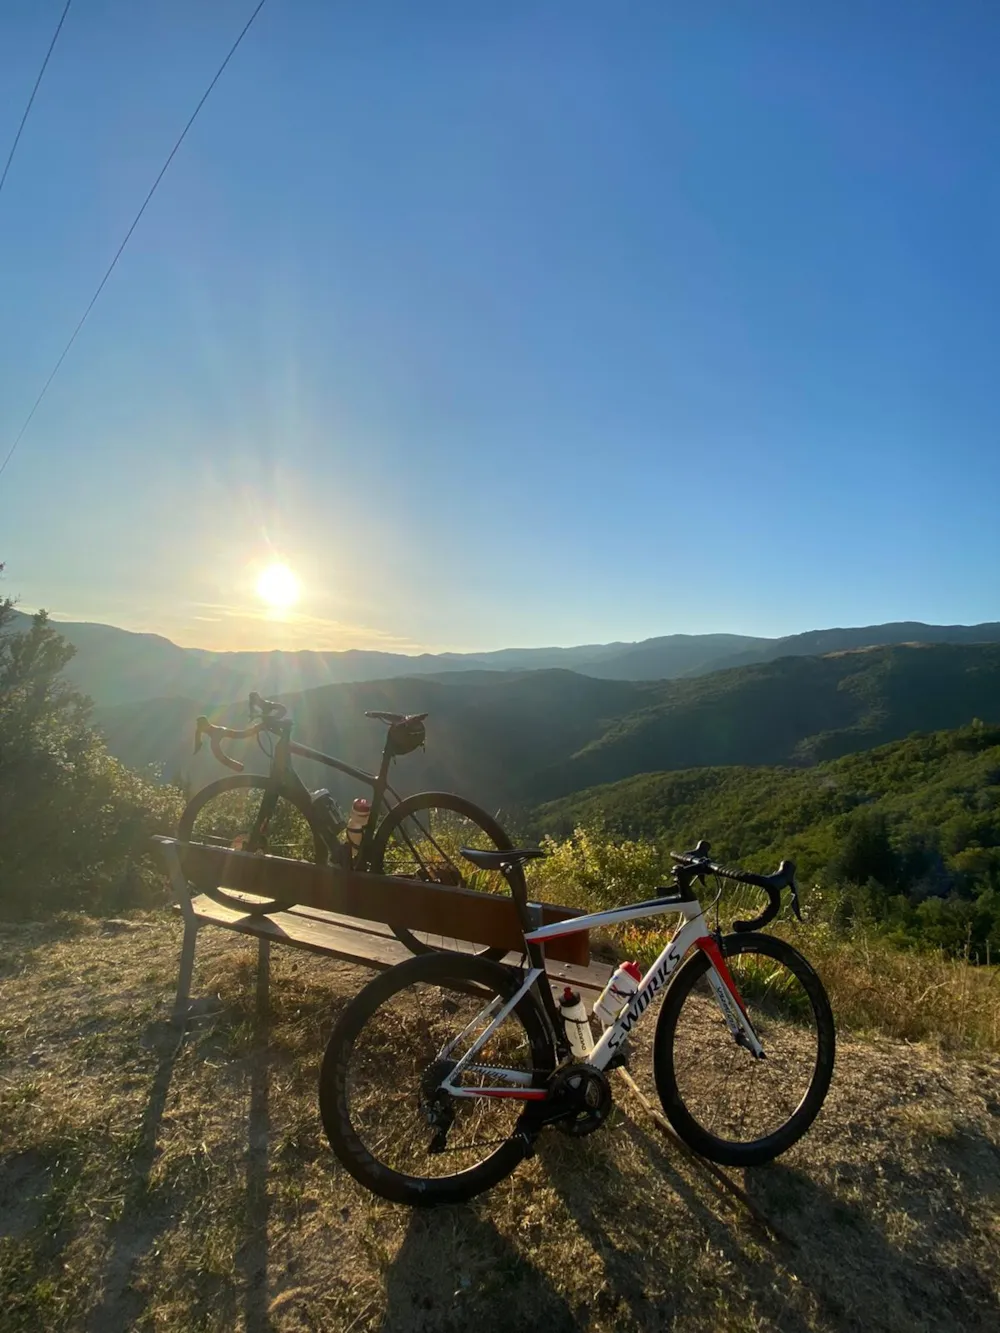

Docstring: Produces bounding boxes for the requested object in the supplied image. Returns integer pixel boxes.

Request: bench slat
[184,895,612,994]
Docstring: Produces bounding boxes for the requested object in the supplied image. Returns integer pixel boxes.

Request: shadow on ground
[541,1101,999,1332]
[378,1205,578,1333]
[84,1020,186,1333]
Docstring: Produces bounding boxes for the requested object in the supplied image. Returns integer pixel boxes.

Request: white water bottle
[558,987,593,1058]
[592,961,642,1028]
[345,797,372,852]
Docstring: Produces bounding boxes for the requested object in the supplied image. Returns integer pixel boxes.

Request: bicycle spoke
[339,974,539,1181]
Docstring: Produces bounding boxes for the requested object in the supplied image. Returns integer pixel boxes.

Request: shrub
[0,586,183,917]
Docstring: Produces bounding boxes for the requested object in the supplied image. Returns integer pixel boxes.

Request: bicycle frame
[256,723,402,864]
[438,894,763,1102]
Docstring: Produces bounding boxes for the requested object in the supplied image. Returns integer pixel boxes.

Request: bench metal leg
[174,916,198,1026]
[255,937,270,1023]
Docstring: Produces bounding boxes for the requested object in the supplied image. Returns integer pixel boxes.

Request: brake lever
[194,716,207,754]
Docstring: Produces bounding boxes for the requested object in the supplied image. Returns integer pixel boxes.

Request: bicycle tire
[177,775,327,914]
[653,932,835,1167]
[369,792,527,960]
[319,951,554,1205]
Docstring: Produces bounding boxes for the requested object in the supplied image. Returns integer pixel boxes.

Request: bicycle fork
[696,935,766,1058]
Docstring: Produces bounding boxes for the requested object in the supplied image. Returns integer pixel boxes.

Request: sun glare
[256,562,300,610]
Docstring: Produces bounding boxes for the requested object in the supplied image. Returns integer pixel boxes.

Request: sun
[256,562,300,610]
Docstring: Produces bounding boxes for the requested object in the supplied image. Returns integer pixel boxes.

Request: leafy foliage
[0,584,183,917]
[533,723,1000,961]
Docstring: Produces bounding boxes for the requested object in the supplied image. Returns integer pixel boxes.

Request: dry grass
[1,913,999,1332]
[783,923,1000,1053]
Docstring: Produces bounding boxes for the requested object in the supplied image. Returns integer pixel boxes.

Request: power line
[0,0,74,201]
[0,0,270,484]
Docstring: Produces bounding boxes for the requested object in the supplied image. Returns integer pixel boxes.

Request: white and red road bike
[320,841,836,1205]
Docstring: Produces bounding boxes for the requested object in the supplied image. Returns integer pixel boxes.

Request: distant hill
[7,607,1000,706]
[96,643,1000,811]
[532,642,1000,799]
[702,621,1000,673]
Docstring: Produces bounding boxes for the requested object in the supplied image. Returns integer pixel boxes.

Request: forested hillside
[535,722,1000,959]
[97,643,1000,810]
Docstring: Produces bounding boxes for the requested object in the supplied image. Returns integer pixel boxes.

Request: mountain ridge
[8,606,1000,707]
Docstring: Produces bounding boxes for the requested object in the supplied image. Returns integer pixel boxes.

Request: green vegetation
[533,722,1000,961]
[0,583,182,918]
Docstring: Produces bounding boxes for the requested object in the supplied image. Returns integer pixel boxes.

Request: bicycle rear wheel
[653,932,835,1167]
[177,775,326,914]
[319,952,554,1205]
[370,793,526,959]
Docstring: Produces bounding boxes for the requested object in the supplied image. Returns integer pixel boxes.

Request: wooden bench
[154,837,611,1025]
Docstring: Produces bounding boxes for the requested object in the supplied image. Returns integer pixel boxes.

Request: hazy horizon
[8,599,999,659]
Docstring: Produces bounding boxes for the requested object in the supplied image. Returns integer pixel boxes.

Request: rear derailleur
[421,1059,457,1154]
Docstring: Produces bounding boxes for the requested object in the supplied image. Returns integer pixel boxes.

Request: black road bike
[177,693,522,958]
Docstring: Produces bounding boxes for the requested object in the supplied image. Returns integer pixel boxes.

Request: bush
[0,587,183,917]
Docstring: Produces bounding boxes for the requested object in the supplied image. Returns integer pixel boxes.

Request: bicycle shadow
[744,1155,998,1331]
[543,1105,999,1332]
[538,1115,758,1332]
[378,1205,578,1333]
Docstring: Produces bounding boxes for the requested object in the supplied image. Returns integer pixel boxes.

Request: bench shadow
[85,1009,276,1332]
[86,1020,184,1332]
[239,1036,272,1333]
[379,1206,578,1333]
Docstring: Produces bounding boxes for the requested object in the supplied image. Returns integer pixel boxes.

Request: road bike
[178,692,524,957]
[319,841,835,1204]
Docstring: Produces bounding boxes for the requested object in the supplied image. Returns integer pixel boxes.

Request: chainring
[547,1064,613,1137]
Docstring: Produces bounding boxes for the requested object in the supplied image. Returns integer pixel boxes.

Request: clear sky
[1,0,998,653]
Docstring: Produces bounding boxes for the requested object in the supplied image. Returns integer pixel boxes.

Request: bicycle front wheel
[370,793,527,959]
[177,775,326,914]
[319,952,554,1206]
[654,932,835,1167]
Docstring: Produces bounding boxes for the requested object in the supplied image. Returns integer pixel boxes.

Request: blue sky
[1,1,997,652]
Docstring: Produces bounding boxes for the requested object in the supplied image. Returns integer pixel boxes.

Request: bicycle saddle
[460,846,547,871]
[365,710,428,725]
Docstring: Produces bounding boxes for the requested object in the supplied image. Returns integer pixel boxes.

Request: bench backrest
[161,837,591,967]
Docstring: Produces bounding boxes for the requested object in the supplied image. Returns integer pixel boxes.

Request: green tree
[0,573,182,916]
[827,809,899,891]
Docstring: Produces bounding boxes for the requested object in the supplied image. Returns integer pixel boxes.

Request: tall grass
[528,827,1000,1054]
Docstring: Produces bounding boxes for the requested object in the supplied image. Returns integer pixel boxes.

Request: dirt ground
[1,914,998,1332]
